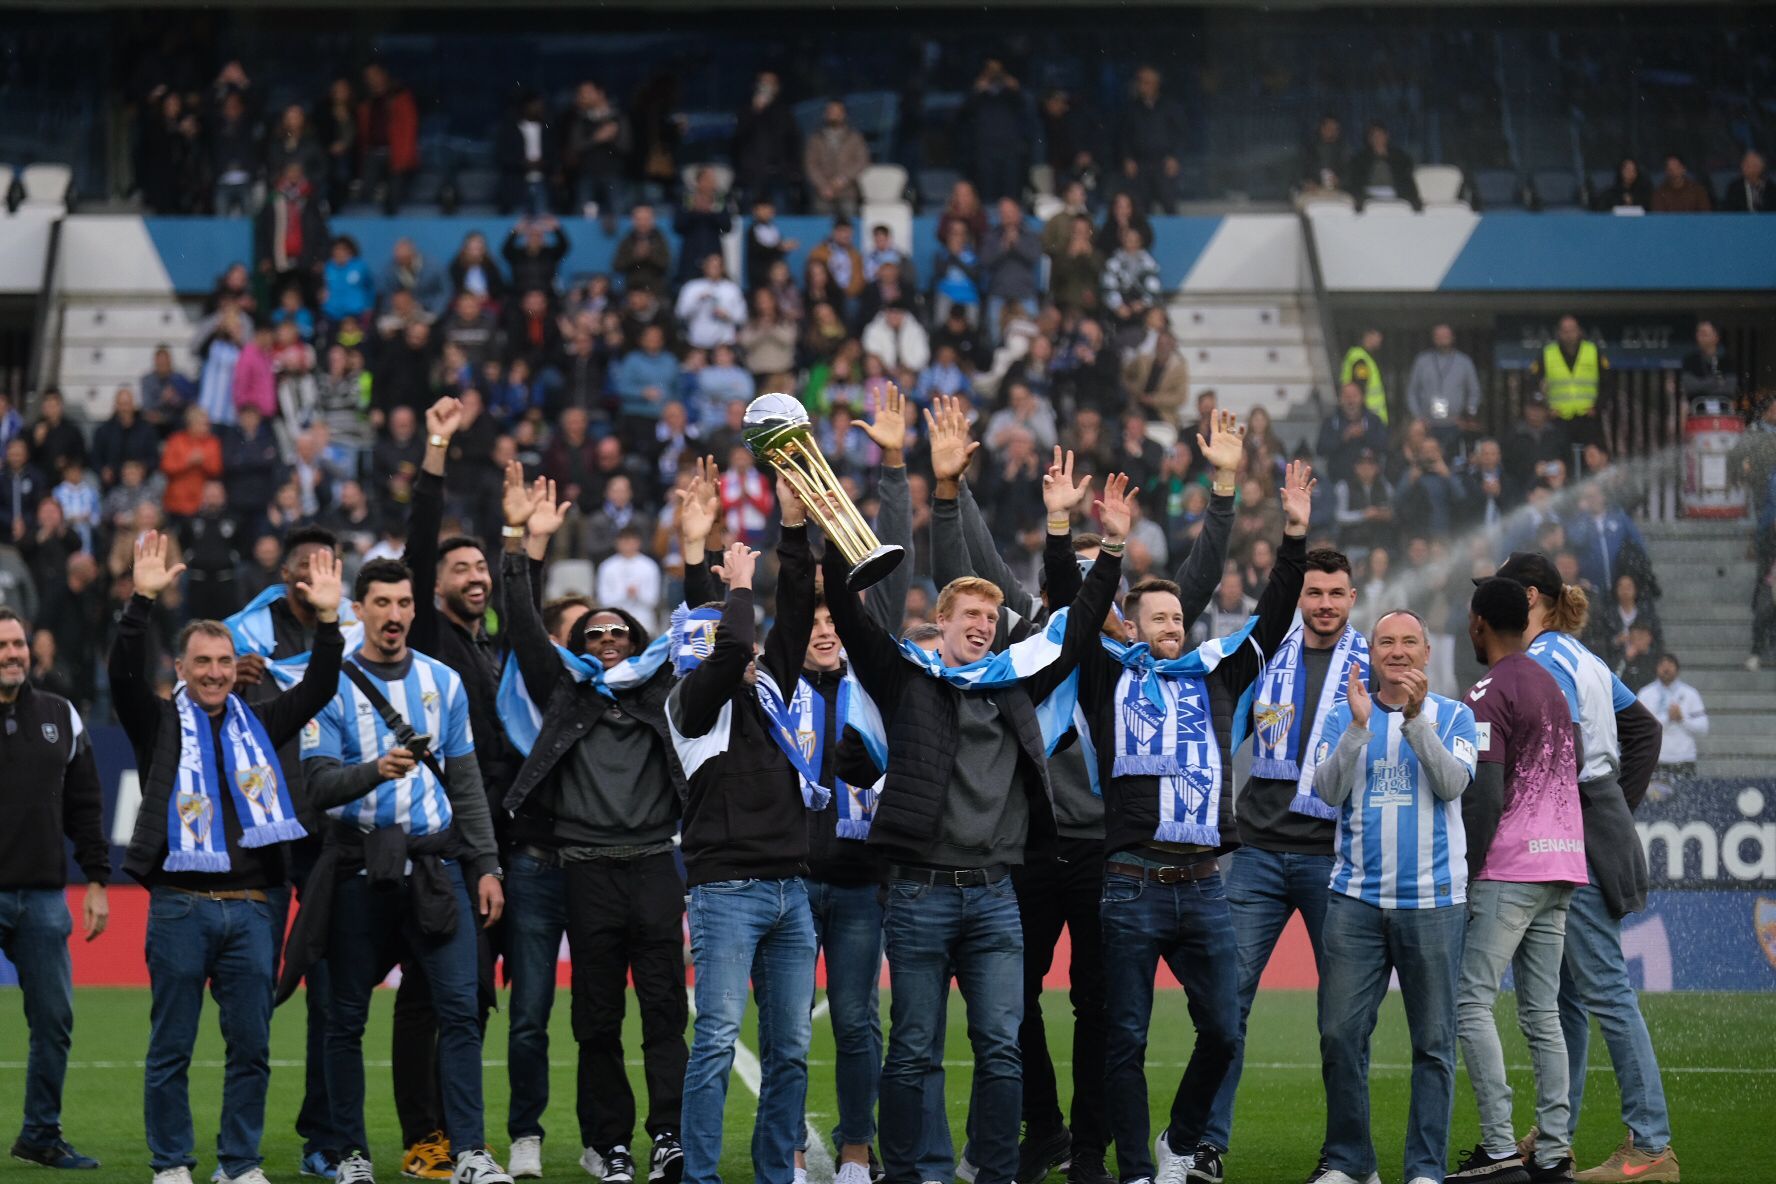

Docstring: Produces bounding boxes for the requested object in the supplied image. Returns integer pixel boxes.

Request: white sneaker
[1408,1177,1439,1184]
[1154,1133,1192,1184]
[835,1165,871,1184]
[218,1172,273,1184]
[452,1151,513,1184]
[336,1155,375,1184]
[1309,1173,1380,1184]
[508,1140,542,1181]
[155,1170,196,1184]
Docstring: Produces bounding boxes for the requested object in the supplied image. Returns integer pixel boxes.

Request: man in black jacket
[824,410,1134,1184]
[1073,462,1315,1184]
[497,463,687,1184]
[733,71,802,213]
[112,531,343,1184]
[1344,122,1422,211]
[666,502,819,1184]
[927,408,1246,1184]
[0,606,108,1171]
[388,396,516,1180]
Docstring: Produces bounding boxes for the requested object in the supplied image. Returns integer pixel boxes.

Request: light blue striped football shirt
[1525,630,1636,782]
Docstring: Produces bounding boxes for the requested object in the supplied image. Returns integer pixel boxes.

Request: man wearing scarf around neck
[1070,460,1317,1184]
[821,429,1137,1184]
[497,463,688,1184]
[664,486,821,1184]
[1201,547,1367,1184]
[112,531,344,1184]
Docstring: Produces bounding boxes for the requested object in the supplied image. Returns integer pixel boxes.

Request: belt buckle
[951,868,984,888]
[1154,865,1183,886]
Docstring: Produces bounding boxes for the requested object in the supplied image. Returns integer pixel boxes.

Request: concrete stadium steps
[1163,294,1330,426]
[49,299,196,421]
[1640,518,1773,776]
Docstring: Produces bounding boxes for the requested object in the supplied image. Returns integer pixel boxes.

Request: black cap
[1481,551,1562,599]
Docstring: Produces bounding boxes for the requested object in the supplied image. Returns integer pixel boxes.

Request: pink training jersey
[1464,652,1588,886]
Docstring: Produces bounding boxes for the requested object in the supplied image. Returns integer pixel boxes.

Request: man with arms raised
[1075,462,1317,1184]
[1201,546,1368,1184]
[822,429,1136,1184]
[498,463,687,1184]
[112,533,343,1184]
[290,558,509,1184]
[0,605,107,1171]
[1311,611,1476,1184]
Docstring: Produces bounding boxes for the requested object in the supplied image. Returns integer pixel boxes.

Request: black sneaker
[1449,1144,1531,1184]
[1017,1127,1072,1184]
[1064,1150,1113,1184]
[1525,1157,1573,1184]
[647,1136,682,1184]
[10,1138,99,1170]
[1187,1146,1223,1184]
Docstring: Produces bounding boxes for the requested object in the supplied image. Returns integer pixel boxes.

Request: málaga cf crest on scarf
[1234,615,1368,822]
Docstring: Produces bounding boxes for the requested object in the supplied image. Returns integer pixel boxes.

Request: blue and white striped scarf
[1234,617,1369,821]
[787,668,888,838]
[497,631,675,756]
[167,688,306,872]
[225,583,362,687]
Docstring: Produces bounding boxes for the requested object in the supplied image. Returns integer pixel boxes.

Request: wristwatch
[427,433,449,449]
[501,525,527,539]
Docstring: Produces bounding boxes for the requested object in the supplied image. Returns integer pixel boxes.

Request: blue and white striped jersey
[1319,694,1477,910]
[300,653,474,835]
[1525,630,1635,782]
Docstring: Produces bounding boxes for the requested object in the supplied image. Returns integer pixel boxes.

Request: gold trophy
[743,392,905,590]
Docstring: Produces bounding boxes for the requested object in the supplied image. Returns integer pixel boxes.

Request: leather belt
[165,886,270,903]
[1104,860,1219,885]
[889,863,1010,887]
[512,844,562,867]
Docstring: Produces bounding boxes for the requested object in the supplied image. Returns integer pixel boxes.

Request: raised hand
[677,455,720,548]
[711,541,759,590]
[132,531,186,600]
[294,545,342,621]
[1347,663,1372,729]
[1281,459,1316,536]
[526,477,572,539]
[1042,446,1093,517]
[1197,409,1247,480]
[426,396,464,441]
[1396,667,1428,721]
[924,395,980,483]
[502,459,537,528]
[1094,472,1140,543]
[777,474,807,527]
[860,382,909,454]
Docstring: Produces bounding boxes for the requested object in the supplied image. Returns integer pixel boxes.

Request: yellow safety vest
[1340,346,1388,424]
[1542,340,1600,419]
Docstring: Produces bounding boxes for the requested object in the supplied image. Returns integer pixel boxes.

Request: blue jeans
[1204,847,1334,1153]
[271,884,338,1156]
[504,852,570,1142]
[1559,884,1673,1154]
[143,888,277,1176]
[799,880,883,1153]
[683,878,816,1184]
[324,863,486,1157]
[879,877,1023,1184]
[1100,869,1239,1182]
[0,889,75,1145]
[1320,894,1465,1183]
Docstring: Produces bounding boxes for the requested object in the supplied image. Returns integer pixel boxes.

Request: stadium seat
[916,168,962,209]
[545,559,595,601]
[681,163,734,199]
[1028,164,1056,197]
[860,201,912,254]
[1414,164,1465,204]
[1295,189,1355,212]
[1032,193,1066,222]
[1474,169,1523,209]
[1532,169,1580,208]
[20,163,72,210]
[858,164,908,204]
[1361,198,1417,216]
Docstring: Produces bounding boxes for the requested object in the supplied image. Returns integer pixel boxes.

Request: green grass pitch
[1,988,1770,1184]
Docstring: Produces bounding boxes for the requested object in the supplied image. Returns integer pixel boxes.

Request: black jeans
[565,851,689,1148]
[1010,837,1109,1155]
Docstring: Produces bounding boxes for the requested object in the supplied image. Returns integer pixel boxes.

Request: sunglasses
[584,624,630,640]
